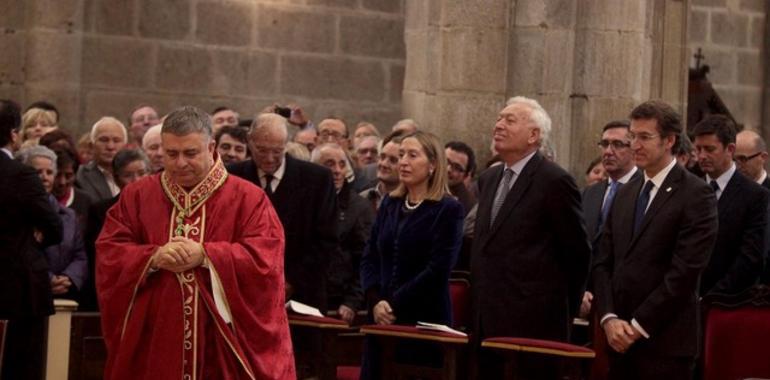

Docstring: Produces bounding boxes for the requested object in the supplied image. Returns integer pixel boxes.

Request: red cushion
[704,306,770,380]
[483,337,595,357]
[336,366,360,380]
[361,324,468,343]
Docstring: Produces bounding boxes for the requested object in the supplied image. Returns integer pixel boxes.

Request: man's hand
[603,318,639,353]
[151,237,205,273]
[51,275,72,295]
[373,300,396,325]
[34,229,44,244]
[288,106,309,127]
[337,304,355,324]
[579,291,593,318]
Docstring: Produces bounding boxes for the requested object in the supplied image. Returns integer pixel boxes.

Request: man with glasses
[580,120,639,317]
[228,113,338,315]
[445,141,477,215]
[593,100,717,379]
[735,129,770,190]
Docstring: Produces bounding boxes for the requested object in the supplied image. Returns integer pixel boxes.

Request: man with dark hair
[97,106,295,379]
[593,100,718,379]
[211,106,239,134]
[215,125,249,165]
[0,99,63,380]
[445,141,477,214]
[360,130,404,211]
[580,120,639,316]
[692,115,768,295]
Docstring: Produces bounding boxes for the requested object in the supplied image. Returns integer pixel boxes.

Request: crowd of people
[1,94,767,379]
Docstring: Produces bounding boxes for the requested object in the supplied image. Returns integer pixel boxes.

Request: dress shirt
[258,156,286,191]
[705,163,736,200]
[602,167,638,207]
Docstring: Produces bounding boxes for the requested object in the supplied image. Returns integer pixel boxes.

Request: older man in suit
[0,99,63,380]
[593,100,718,379]
[692,115,768,296]
[581,120,639,316]
[76,117,127,201]
[471,96,591,378]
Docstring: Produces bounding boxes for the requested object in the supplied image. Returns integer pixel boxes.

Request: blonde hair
[390,131,449,202]
[21,108,57,141]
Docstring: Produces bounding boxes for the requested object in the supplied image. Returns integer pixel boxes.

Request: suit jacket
[69,188,94,231]
[228,155,338,312]
[593,163,718,357]
[761,175,770,190]
[44,200,88,291]
[0,153,62,319]
[76,161,113,202]
[79,195,119,311]
[471,152,591,342]
[700,171,768,295]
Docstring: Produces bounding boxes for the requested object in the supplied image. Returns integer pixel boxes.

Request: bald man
[736,130,770,190]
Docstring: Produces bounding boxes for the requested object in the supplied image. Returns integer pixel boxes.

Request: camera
[274,106,292,119]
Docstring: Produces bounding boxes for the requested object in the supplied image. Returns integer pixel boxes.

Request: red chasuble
[96,159,295,380]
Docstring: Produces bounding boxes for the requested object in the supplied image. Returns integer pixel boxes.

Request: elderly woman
[20,107,58,144]
[311,143,374,323]
[16,145,87,299]
[359,131,464,379]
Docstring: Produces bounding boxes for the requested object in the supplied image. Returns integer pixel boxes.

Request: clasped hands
[603,318,642,354]
[51,275,72,295]
[150,236,205,273]
[373,300,396,325]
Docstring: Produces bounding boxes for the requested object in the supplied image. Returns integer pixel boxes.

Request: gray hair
[142,123,162,147]
[506,96,552,146]
[90,116,128,143]
[311,142,354,180]
[250,113,288,143]
[162,106,212,138]
[16,145,58,175]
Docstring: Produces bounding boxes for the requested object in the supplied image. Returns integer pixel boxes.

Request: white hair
[142,123,162,147]
[311,142,354,179]
[90,116,128,143]
[250,113,288,143]
[16,145,58,176]
[506,96,552,146]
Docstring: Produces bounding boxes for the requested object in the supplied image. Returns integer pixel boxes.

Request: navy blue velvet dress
[359,194,464,379]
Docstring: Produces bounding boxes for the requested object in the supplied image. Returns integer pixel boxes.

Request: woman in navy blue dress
[359,131,464,379]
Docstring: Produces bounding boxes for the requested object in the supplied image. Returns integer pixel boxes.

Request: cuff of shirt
[599,313,618,326]
[631,318,650,339]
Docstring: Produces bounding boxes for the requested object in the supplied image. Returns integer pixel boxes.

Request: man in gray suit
[76,117,127,202]
[580,120,639,316]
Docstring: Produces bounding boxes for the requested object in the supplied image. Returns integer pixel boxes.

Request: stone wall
[0,0,405,136]
[689,0,768,131]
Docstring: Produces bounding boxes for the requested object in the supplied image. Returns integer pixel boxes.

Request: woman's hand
[373,300,396,325]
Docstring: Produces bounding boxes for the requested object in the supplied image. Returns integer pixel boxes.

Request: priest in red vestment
[96,106,295,380]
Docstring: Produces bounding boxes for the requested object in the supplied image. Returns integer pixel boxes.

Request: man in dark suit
[692,115,768,295]
[581,120,639,316]
[76,117,128,202]
[228,113,338,312]
[471,96,591,377]
[0,99,63,380]
[593,100,718,379]
[735,129,770,190]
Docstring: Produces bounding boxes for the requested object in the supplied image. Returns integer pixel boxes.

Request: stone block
[719,87,762,129]
[155,45,212,93]
[390,64,405,102]
[257,6,335,53]
[81,36,153,88]
[737,51,762,85]
[689,9,708,42]
[196,1,253,46]
[403,29,440,92]
[0,84,24,103]
[577,0,646,32]
[401,90,427,125]
[702,48,736,84]
[210,50,277,96]
[0,32,25,83]
[514,0,576,29]
[573,30,646,98]
[507,27,545,94]
[138,0,190,40]
[25,31,82,83]
[280,55,386,101]
[439,0,508,28]
[363,0,402,13]
[0,0,27,29]
[541,29,575,94]
[82,89,171,131]
[340,16,405,58]
[90,0,134,36]
[740,0,766,13]
[711,11,749,46]
[440,27,507,93]
[27,0,83,32]
[749,16,765,48]
[25,84,81,131]
[693,0,726,6]
[305,0,357,9]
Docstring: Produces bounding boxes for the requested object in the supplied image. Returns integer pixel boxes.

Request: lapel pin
[666,187,672,192]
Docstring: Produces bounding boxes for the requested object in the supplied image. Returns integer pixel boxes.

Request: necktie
[633,180,654,235]
[710,180,719,198]
[600,180,620,226]
[490,169,514,226]
[263,174,274,196]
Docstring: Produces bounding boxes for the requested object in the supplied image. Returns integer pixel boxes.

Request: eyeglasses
[319,130,347,139]
[597,139,631,150]
[447,160,467,173]
[252,146,285,156]
[627,132,659,143]
[734,152,762,163]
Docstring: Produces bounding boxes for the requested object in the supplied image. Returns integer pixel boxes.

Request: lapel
[86,162,112,199]
[716,171,741,214]
[487,152,542,237]
[627,164,684,250]
[586,180,609,240]
[477,165,503,240]
[275,154,297,198]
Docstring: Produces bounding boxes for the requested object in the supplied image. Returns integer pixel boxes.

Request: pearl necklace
[404,197,423,210]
